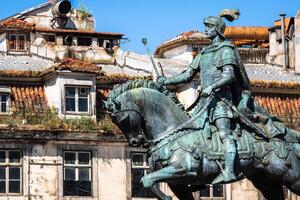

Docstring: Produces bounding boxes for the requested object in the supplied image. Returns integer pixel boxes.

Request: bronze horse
[105,80,300,200]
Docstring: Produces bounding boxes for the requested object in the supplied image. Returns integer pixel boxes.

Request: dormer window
[7,33,29,53]
[65,86,90,114]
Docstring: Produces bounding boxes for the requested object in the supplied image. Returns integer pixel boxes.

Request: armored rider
[157,11,246,184]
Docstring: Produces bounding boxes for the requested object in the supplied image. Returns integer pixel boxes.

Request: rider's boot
[213,138,237,184]
[223,138,237,182]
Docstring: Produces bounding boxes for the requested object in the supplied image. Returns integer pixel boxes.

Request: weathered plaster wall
[163,45,193,63]
[98,145,128,200]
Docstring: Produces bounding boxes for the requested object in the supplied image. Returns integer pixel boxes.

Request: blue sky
[1,0,300,53]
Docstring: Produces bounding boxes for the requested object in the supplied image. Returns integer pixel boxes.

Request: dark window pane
[9,181,20,193]
[65,152,75,164]
[9,151,21,163]
[200,185,210,197]
[78,168,90,181]
[1,103,6,113]
[78,181,91,196]
[63,180,76,196]
[9,167,20,180]
[0,151,5,163]
[64,168,75,181]
[0,167,6,179]
[78,152,90,165]
[63,180,91,196]
[132,169,154,198]
[132,154,144,166]
[66,98,75,112]
[65,88,75,97]
[1,95,6,102]
[213,184,223,197]
[0,181,5,193]
[78,98,88,112]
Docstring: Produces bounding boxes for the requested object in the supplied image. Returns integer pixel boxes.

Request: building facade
[0,1,300,200]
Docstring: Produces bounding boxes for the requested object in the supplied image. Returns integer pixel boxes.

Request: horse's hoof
[141,176,154,188]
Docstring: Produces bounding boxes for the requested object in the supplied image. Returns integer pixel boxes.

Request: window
[0,94,9,113]
[7,33,28,53]
[200,184,224,199]
[65,87,90,114]
[63,151,92,196]
[77,37,92,46]
[63,35,73,45]
[131,153,155,198]
[43,34,56,43]
[0,150,22,194]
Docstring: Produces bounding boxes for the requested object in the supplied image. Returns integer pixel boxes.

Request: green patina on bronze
[105,9,300,200]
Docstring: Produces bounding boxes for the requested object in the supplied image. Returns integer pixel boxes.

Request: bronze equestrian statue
[105,9,300,200]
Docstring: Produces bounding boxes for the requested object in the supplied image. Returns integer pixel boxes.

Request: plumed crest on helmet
[219,9,240,22]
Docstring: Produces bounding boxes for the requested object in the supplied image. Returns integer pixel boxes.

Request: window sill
[65,112,92,116]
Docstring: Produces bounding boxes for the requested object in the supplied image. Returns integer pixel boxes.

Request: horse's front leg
[142,164,196,200]
[149,183,172,200]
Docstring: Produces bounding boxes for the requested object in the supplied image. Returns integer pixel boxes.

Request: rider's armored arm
[164,67,198,85]
[211,65,235,90]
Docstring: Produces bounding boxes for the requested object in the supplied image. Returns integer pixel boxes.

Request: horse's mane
[107,80,185,111]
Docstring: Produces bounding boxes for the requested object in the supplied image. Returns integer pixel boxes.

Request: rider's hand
[201,85,214,97]
[156,76,167,85]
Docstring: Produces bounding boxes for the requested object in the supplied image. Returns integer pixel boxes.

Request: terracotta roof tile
[224,26,269,41]
[35,27,123,38]
[254,93,300,129]
[10,85,47,112]
[42,58,105,76]
[0,18,35,30]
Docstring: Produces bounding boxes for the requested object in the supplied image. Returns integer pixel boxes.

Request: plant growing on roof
[76,0,92,20]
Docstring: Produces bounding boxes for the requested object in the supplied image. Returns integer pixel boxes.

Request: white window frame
[0,93,10,114]
[200,184,225,200]
[0,150,22,195]
[63,151,92,197]
[131,152,156,200]
[65,86,90,115]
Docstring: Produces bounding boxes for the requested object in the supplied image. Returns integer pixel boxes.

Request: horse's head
[106,100,147,147]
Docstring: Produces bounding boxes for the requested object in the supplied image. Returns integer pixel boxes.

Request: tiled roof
[254,93,300,129]
[0,58,105,78]
[10,85,47,112]
[35,27,124,38]
[224,27,269,41]
[155,31,210,57]
[0,18,35,30]
[0,54,54,71]
[42,58,105,76]
[245,64,300,84]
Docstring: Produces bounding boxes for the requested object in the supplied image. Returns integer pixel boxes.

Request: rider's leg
[215,118,237,182]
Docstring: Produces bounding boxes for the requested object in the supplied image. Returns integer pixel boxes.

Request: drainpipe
[280,13,288,70]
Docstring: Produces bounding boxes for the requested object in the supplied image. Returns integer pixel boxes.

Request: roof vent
[51,0,72,17]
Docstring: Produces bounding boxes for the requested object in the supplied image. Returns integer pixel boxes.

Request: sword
[141,38,163,77]
[212,92,269,140]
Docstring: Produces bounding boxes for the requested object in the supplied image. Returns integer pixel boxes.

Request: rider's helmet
[203,16,226,38]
